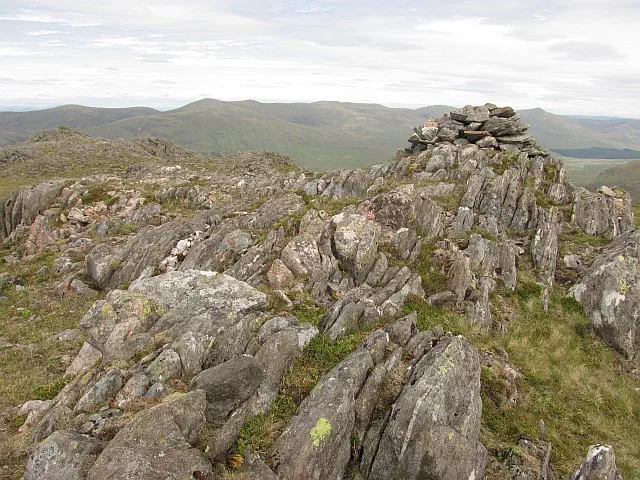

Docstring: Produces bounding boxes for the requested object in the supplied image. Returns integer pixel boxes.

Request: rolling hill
[87,100,452,170]
[1,100,640,171]
[0,105,159,145]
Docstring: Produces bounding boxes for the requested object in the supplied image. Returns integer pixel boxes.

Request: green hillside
[2,100,640,172]
[590,159,640,200]
[0,105,159,145]
[88,100,451,170]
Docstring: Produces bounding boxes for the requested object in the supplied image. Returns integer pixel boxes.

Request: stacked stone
[408,103,539,155]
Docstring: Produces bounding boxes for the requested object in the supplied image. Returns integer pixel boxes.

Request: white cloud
[0,0,639,117]
[26,29,65,35]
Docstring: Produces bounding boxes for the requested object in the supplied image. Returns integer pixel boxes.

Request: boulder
[24,430,104,480]
[267,258,296,289]
[490,106,516,118]
[24,215,56,256]
[190,355,265,420]
[87,391,212,480]
[280,234,323,278]
[80,291,164,362]
[146,348,183,382]
[332,213,381,284]
[86,244,118,289]
[483,117,527,137]
[115,372,150,408]
[570,444,623,480]
[64,342,102,377]
[476,135,498,148]
[75,368,123,413]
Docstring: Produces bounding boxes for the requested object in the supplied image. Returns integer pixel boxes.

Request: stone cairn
[408,103,539,156]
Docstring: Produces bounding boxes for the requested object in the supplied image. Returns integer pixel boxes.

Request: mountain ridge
[2,100,640,171]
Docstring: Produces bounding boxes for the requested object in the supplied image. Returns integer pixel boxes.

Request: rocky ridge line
[1,105,634,479]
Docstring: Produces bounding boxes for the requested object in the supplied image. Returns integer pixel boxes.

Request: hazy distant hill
[518,108,640,151]
[2,100,640,170]
[0,105,159,145]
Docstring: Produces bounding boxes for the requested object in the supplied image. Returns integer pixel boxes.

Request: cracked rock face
[87,391,211,480]
[332,213,381,284]
[571,187,634,239]
[572,231,640,359]
[367,336,485,480]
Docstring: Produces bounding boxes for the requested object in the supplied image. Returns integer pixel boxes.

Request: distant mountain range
[1,100,640,171]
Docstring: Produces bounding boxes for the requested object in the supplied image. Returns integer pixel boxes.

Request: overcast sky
[1,0,639,117]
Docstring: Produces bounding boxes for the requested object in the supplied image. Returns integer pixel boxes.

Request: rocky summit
[0,105,638,479]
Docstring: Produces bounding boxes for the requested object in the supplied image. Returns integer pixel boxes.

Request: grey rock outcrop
[572,186,634,239]
[87,391,211,480]
[571,444,623,480]
[1,179,65,241]
[11,105,636,480]
[367,336,485,480]
[572,231,640,359]
[24,430,104,480]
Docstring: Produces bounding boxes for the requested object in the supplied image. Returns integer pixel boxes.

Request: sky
[1,0,639,117]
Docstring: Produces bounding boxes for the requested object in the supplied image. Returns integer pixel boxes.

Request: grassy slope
[0,246,101,478]
[568,116,640,148]
[558,156,633,187]
[90,103,640,170]
[589,158,640,201]
[520,108,640,151]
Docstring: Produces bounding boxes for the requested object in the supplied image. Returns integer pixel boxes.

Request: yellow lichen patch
[227,453,244,469]
[310,417,332,448]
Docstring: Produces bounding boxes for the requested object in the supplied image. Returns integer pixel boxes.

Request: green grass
[308,196,360,216]
[289,294,327,327]
[479,289,640,478]
[432,184,466,212]
[535,190,561,210]
[0,244,102,477]
[232,332,368,456]
[414,240,449,296]
[232,394,297,456]
[80,183,115,205]
[504,280,544,301]
[492,152,520,175]
[116,221,137,235]
[561,231,611,247]
[403,300,478,337]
